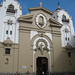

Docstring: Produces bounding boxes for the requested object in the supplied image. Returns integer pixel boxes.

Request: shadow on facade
[0,72,75,75]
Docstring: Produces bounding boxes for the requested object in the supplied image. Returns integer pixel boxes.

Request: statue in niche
[39,16,44,27]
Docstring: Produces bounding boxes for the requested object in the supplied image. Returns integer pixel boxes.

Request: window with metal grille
[5,48,10,54]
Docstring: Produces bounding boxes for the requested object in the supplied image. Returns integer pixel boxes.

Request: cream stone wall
[0,43,19,73]
[18,30,33,72]
[18,7,75,73]
[52,34,75,72]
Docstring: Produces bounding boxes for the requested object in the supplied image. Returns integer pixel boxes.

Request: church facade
[0,0,75,75]
[18,7,75,74]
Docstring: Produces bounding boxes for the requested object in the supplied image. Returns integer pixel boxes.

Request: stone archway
[30,33,53,73]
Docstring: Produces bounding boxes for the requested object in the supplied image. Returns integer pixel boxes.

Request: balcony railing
[62,19,69,23]
[6,9,15,13]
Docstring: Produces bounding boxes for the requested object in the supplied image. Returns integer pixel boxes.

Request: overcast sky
[0,0,75,32]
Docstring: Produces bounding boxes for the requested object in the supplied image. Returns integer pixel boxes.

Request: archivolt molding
[30,33,53,51]
[36,39,48,47]
[35,39,50,55]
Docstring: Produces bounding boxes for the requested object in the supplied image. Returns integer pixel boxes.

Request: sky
[0,0,75,32]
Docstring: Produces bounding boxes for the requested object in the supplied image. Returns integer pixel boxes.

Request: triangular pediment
[28,7,53,15]
[18,7,62,31]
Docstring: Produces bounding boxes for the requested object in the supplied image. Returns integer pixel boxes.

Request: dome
[3,37,13,45]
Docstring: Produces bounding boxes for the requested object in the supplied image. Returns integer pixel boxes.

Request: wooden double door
[36,57,48,75]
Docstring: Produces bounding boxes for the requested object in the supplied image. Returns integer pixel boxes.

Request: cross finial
[58,1,60,8]
[57,1,61,10]
[39,2,42,7]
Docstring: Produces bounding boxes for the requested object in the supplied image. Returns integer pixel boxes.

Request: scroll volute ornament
[39,16,44,27]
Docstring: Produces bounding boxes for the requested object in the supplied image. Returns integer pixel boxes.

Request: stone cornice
[19,26,52,33]
[28,7,53,15]
[50,18,62,28]
[18,14,33,23]
[20,14,33,19]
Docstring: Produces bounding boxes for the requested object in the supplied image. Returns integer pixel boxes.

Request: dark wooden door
[36,57,48,75]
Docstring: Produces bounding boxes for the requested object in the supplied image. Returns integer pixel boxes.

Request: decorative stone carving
[5,58,9,64]
[35,39,50,55]
[65,28,69,33]
[39,2,42,7]
[3,37,13,46]
[36,14,47,28]
[65,43,73,49]
[0,2,3,6]
[39,16,44,26]
[20,6,22,10]
[8,20,12,25]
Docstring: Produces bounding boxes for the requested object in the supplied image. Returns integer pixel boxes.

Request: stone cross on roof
[39,2,42,7]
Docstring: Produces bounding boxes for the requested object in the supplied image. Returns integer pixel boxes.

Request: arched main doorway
[30,33,53,73]
[36,57,48,75]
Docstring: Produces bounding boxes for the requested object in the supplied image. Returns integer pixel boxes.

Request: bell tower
[0,0,22,43]
[52,6,74,47]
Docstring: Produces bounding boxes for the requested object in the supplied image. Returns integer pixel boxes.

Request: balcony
[6,9,15,13]
[62,19,69,23]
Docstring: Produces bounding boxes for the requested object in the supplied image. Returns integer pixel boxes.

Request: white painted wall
[0,0,22,43]
[70,34,75,48]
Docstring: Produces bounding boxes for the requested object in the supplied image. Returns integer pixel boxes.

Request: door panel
[36,57,48,75]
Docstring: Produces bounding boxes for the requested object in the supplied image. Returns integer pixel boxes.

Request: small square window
[68,52,71,57]
[68,38,69,41]
[10,31,12,35]
[6,30,8,34]
[5,48,10,54]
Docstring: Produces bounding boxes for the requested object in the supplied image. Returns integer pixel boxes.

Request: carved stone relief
[35,39,50,55]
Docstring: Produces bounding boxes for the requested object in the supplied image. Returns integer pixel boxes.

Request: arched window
[62,15,66,20]
[7,4,15,13]
[62,15,69,22]
[8,5,14,10]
